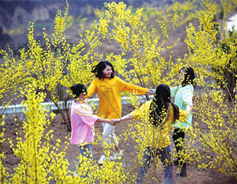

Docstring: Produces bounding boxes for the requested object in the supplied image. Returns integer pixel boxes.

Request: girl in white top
[171,66,195,177]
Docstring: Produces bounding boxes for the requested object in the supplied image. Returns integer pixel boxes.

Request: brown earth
[2,102,237,184]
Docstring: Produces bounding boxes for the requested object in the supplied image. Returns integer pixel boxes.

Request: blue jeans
[136,145,174,184]
[78,144,93,178]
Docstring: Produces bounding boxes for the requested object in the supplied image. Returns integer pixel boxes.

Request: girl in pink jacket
[70,84,115,177]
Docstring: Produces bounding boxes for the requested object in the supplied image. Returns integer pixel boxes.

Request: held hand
[146,89,154,95]
[114,119,121,125]
[110,119,121,126]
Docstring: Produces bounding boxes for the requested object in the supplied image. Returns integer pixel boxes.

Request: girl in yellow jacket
[118,84,190,184]
[87,61,153,164]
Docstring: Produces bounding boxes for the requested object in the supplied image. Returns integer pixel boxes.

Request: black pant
[172,128,185,165]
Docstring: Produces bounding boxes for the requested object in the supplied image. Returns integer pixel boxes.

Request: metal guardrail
[0,95,148,115]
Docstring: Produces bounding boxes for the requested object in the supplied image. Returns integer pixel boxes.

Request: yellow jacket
[87,76,148,119]
[131,101,188,149]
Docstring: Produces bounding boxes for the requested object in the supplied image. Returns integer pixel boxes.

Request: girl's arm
[120,113,134,122]
[115,101,146,125]
[112,113,134,125]
[96,116,111,123]
[95,116,116,126]
[146,89,154,95]
[178,109,189,123]
[117,77,148,95]
[119,102,147,123]
[87,80,97,98]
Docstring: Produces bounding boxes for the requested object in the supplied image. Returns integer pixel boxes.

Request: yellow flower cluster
[0,0,237,183]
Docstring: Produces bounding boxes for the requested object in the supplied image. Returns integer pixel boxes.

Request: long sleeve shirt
[70,101,98,145]
[87,76,148,119]
[170,84,194,129]
[131,100,188,149]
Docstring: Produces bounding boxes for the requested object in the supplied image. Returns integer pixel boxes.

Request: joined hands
[109,119,121,126]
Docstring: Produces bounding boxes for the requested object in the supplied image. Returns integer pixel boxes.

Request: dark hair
[180,66,196,87]
[91,61,115,79]
[70,84,87,98]
[149,84,179,127]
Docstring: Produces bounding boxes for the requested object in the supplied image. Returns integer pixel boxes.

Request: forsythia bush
[0,0,237,183]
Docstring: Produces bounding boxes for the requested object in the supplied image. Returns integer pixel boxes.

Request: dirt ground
[2,102,237,184]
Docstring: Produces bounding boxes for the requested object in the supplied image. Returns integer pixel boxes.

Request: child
[118,84,190,184]
[70,84,116,177]
[171,66,195,177]
[87,61,153,164]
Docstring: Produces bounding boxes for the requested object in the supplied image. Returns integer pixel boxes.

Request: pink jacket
[70,101,98,145]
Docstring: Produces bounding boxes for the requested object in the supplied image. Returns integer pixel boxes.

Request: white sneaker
[98,155,106,165]
[109,151,123,161]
